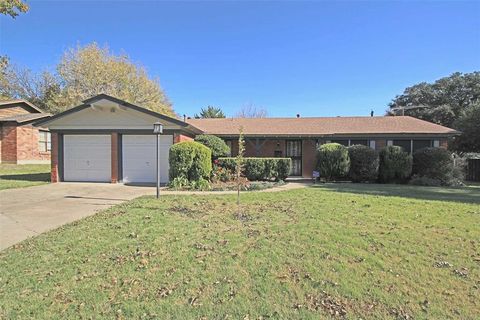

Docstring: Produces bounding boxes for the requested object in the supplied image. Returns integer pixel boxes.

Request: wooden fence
[466,159,480,182]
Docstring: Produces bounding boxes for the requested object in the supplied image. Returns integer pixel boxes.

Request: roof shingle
[187,116,458,136]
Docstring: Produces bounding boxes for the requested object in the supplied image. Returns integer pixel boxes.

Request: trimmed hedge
[412,147,463,186]
[378,146,412,183]
[194,134,230,158]
[216,157,291,181]
[169,141,212,182]
[347,145,379,182]
[315,143,350,181]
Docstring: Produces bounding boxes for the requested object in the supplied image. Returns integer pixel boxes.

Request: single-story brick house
[0,100,51,164]
[36,94,459,183]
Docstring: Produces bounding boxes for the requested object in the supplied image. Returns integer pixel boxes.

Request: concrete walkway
[1,181,310,250]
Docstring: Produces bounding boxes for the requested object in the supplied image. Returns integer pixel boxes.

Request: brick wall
[173,133,194,144]
[0,123,51,164]
[439,139,448,149]
[374,139,386,151]
[302,139,317,178]
[0,106,30,117]
[111,133,119,183]
[51,133,59,183]
[1,122,17,163]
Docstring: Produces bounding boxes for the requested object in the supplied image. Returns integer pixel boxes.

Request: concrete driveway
[0,183,154,250]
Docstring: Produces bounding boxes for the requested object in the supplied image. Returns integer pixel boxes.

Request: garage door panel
[63,135,111,182]
[122,135,172,184]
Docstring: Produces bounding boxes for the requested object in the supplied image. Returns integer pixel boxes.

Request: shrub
[216,157,291,181]
[211,164,234,183]
[168,176,190,190]
[347,145,379,182]
[315,143,350,181]
[378,146,412,183]
[194,134,230,158]
[275,158,291,181]
[244,158,266,181]
[412,147,464,186]
[169,141,212,182]
[190,178,211,191]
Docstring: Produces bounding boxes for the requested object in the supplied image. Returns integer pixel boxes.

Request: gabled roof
[35,94,203,133]
[0,113,51,124]
[187,116,459,137]
[0,99,45,114]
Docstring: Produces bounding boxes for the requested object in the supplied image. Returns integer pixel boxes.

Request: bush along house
[35,94,459,183]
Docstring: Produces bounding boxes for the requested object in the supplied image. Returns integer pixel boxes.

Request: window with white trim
[38,130,51,152]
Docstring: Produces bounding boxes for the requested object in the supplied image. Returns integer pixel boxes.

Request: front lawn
[0,164,50,190]
[1,186,479,319]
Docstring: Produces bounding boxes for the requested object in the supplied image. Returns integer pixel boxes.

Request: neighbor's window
[39,130,51,152]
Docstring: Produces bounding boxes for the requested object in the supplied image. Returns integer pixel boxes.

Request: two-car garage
[36,94,200,184]
[62,134,172,184]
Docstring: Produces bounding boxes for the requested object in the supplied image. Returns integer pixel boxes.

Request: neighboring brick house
[37,94,459,183]
[187,117,459,178]
[0,100,51,164]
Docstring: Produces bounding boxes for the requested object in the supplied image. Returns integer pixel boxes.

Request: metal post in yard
[153,122,163,199]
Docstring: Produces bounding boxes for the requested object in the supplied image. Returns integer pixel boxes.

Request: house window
[412,140,432,152]
[38,130,51,152]
[393,139,412,153]
[330,139,349,146]
[350,139,368,146]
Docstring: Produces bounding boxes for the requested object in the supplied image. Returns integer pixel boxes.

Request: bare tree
[235,103,268,118]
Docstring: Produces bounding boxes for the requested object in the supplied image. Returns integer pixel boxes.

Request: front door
[286,140,302,176]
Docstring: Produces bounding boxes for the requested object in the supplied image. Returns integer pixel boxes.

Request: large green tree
[0,0,28,18]
[387,72,480,152]
[1,43,174,116]
[194,106,225,118]
[451,103,480,152]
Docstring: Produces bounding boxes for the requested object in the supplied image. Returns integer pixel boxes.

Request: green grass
[0,164,50,190]
[1,185,479,319]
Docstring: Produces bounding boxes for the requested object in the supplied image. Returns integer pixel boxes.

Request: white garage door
[63,135,111,182]
[122,135,172,184]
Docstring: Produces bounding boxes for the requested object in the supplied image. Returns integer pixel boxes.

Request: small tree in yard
[235,128,246,207]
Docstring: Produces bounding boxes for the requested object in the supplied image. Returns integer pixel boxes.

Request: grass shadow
[0,173,50,182]
[313,183,480,204]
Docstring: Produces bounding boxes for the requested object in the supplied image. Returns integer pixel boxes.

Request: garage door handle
[145,161,150,166]
[86,160,90,166]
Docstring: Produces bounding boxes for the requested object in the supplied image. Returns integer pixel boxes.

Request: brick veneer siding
[50,133,59,183]
[0,106,30,117]
[173,133,193,143]
[0,123,50,164]
[374,139,386,151]
[302,139,317,178]
[1,123,17,163]
[111,133,119,183]
[439,139,448,149]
